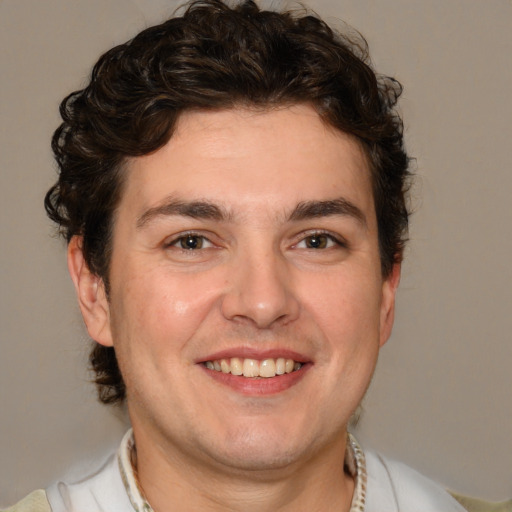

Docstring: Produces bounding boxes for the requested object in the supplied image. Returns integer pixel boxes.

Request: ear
[379,263,401,347]
[67,236,113,347]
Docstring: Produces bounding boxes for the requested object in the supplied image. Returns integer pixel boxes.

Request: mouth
[197,349,311,395]
[203,357,302,378]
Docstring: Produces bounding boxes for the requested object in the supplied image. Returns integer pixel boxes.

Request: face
[71,105,398,475]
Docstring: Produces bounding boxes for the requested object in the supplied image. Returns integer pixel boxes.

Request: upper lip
[195,347,312,364]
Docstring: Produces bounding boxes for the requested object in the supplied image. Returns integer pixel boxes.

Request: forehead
[121,105,374,224]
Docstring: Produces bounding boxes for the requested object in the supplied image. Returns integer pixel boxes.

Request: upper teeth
[204,358,302,378]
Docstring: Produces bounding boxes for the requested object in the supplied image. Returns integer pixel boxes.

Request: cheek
[110,266,225,356]
[301,269,383,357]
[307,270,382,326]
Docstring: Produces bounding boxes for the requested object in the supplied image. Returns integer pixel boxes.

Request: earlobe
[379,263,401,347]
[67,236,113,347]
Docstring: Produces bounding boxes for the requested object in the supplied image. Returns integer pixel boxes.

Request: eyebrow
[136,196,366,229]
[288,198,367,227]
[136,198,231,228]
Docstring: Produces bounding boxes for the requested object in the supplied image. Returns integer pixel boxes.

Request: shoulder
[364,450,512,512]
[1,490,51,512]
[45,453,134,512]
[450,493,512,512]
[365,450,466,511]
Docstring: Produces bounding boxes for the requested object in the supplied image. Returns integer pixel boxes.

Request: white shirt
[45,430,466,512]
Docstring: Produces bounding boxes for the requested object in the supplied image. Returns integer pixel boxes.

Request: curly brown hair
[45,0,411,405]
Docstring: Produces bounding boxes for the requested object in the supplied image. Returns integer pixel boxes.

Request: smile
[204,357,302,378]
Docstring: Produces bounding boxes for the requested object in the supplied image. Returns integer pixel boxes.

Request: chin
[217,447,301,473]
[208,424,315,473]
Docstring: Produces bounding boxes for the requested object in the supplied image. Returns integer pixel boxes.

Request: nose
[220,248,300,329]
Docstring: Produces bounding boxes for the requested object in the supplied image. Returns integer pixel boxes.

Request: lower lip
[199,364,311,396]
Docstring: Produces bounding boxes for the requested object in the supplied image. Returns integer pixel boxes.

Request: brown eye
[165,233,215,252]
[179,235,204,250]
[305,234,329,249]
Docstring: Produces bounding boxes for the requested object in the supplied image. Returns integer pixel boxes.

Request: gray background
[1,0,511,505]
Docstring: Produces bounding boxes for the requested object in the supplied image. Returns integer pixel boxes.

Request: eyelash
[164,232,214,251]
[294,231,347,250]
[163,230,347,252]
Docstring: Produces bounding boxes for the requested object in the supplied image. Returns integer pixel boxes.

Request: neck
[132,428,355,512]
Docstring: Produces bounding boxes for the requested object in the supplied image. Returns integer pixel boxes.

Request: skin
[68,104,400,511]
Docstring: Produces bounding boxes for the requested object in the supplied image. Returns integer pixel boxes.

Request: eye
[295,232,344,250]
[304,234,330,249]
[167,234,213,250]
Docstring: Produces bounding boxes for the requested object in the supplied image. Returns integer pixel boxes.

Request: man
[4,1,506,511]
